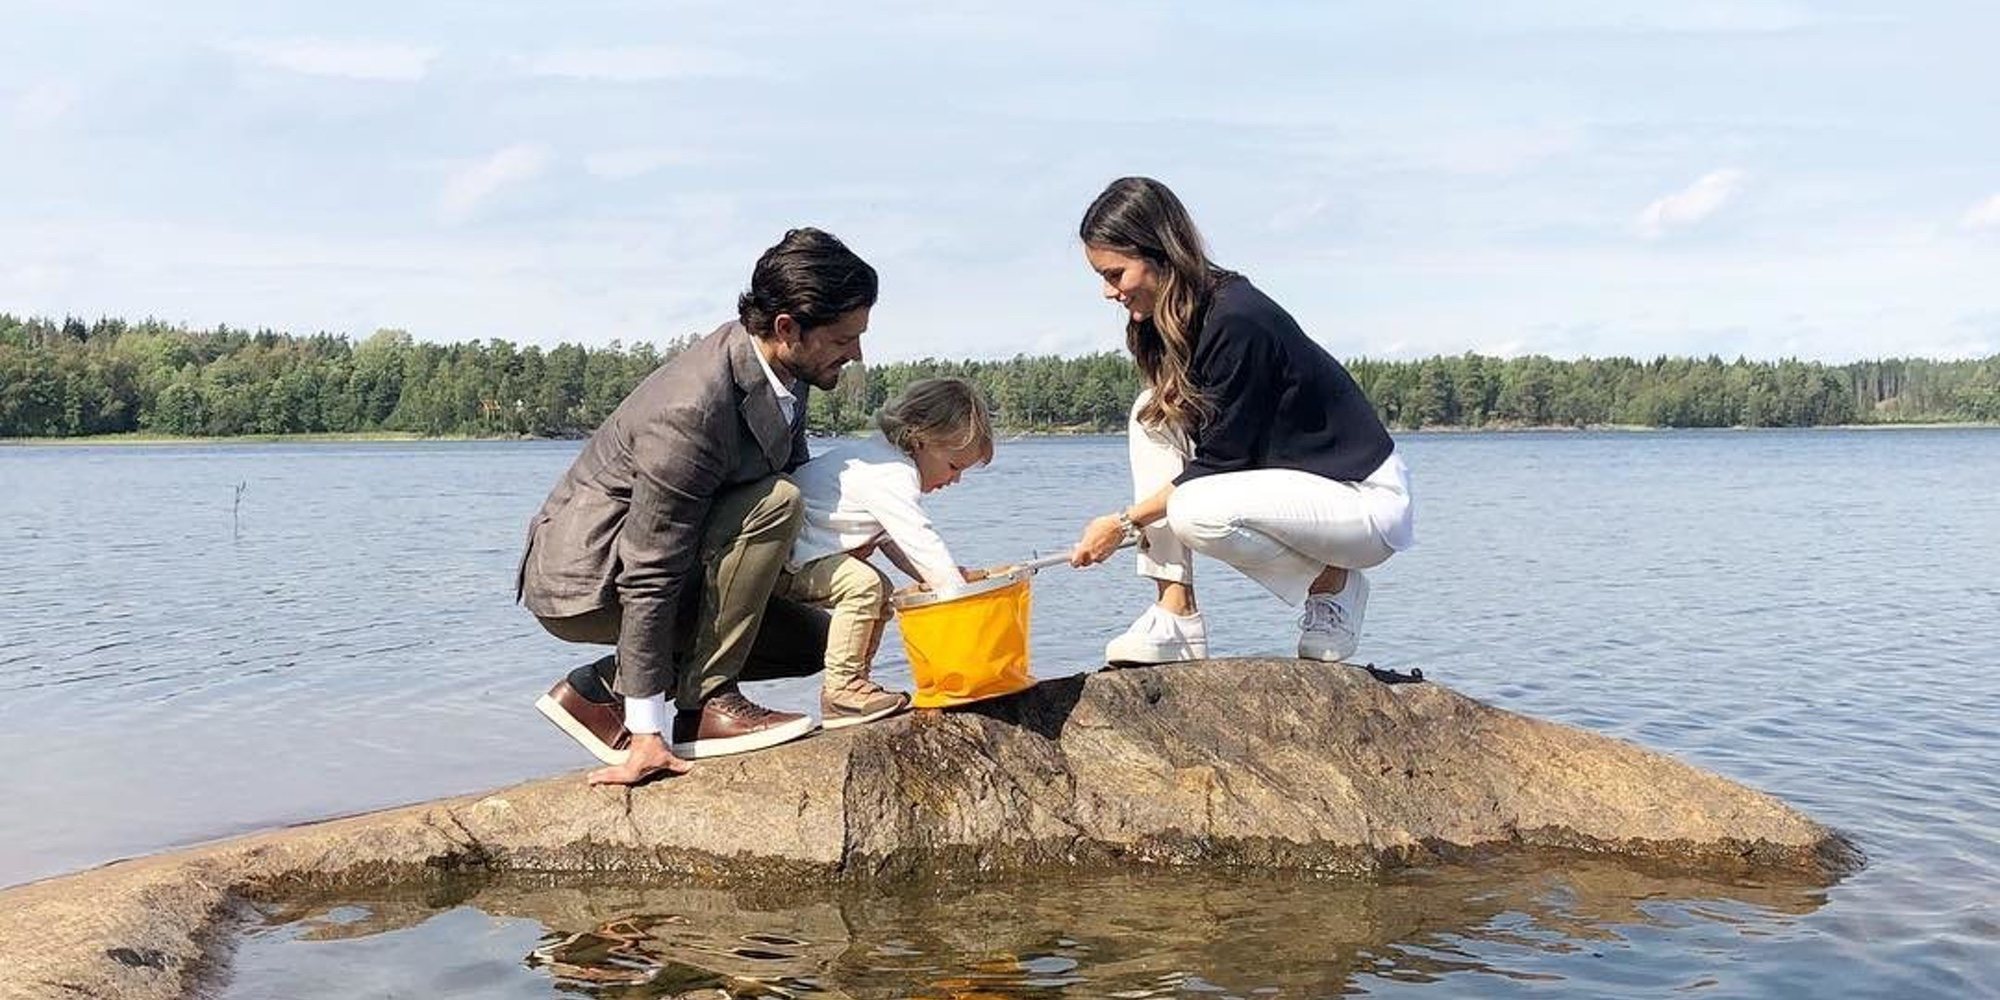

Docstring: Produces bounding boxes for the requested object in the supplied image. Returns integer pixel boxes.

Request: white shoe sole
[534,693,630,766]
[821,699,910,731]
[670,715,817,759]
[1296,638,1359,663]
[1105,639,1210,667]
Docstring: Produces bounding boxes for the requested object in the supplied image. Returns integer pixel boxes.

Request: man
[519,228,873,785]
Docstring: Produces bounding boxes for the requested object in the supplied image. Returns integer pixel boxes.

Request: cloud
[526,45,767,82]
[1268,197,1332,234]
[1475,338,1531,359]
[11,82,75,128]
[222,39,438,82]
[438,145,550,222]
[1587,3,1818,34]
[583,148,705,179]
[2,261,72,292]
[1637,169,1747,239]
[1959,194,2000,231]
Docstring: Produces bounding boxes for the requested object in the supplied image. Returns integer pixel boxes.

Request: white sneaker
[1105,604,1210,666]
[1297,571,1369,662]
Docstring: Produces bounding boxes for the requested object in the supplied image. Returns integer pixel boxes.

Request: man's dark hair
[737,228,878,337]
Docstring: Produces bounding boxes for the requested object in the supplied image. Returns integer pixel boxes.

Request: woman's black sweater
[1174,276,1394,486]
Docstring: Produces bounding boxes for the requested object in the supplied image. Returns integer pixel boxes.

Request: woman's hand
[1070,514,1130,567]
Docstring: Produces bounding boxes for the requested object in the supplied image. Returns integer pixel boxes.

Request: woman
[1068,177,1414,665]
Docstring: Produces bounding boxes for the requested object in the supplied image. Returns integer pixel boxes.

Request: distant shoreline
[5,422,1997,447]
[0,431,506,447]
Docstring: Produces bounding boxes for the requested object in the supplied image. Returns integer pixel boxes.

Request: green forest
[3,314,1997,439]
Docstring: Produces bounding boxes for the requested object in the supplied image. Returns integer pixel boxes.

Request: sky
[3,1,1997,363]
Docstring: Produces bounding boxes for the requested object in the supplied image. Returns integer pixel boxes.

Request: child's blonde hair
[876,377,994,463]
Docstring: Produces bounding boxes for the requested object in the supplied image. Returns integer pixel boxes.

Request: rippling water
[4,430,1998,996]
[224,861,1841,998]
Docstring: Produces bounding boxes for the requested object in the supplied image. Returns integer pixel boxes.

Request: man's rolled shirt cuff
[625,694,669,734]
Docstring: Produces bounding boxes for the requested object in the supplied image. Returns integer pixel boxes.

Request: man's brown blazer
[517,321,809,689]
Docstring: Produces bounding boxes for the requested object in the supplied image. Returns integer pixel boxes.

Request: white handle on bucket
[897,540,1144,610]
[1008,538,1138,576]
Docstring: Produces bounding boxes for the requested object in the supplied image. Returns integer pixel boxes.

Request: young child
[784,377,995,728]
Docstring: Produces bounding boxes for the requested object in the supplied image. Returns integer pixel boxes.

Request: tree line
[3,314,1996,439]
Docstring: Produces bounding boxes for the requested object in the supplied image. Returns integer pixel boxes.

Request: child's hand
[959,566,989,583]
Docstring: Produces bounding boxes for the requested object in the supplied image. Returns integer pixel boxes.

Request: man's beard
[804,363,844,391]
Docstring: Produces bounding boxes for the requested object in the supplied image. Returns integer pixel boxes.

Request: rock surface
[0,659,1856,999]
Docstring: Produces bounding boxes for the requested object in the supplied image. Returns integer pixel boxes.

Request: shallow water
[4,430,1998,995]
[225,859,1840,999]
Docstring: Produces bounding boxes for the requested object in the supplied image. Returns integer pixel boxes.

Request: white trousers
[1129,394,1413,605]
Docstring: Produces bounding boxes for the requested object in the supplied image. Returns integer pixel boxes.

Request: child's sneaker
[1297,571,1369,662]
[1105,604,1210,666]
[821,677,911,730]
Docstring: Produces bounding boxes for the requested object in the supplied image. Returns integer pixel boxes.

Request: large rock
[0,659,1856,1000]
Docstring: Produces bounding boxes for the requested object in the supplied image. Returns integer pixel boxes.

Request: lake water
[3,431,1997,996]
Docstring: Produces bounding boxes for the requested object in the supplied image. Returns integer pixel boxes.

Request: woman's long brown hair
[1079,176,1233,433]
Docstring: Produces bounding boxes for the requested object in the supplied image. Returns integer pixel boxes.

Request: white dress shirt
[749,339,798,425]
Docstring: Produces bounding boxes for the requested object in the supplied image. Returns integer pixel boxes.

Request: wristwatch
[1113,510,1139,540]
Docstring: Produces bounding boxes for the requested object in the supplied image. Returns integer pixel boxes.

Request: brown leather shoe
[669,688,816,759]
[533,656,631,766]
[820,678,910,730]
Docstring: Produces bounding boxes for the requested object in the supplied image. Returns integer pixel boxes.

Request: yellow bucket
[894,571,1038,709]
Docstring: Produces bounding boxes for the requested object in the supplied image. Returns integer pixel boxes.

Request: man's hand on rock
[586,734,693,786]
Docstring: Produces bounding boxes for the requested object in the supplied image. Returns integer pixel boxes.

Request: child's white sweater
[789,432,960,591]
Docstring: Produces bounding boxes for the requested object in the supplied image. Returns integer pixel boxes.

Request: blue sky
[3,1,1996,362]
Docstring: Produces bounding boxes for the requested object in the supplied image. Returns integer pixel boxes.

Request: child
[784,377,995,728]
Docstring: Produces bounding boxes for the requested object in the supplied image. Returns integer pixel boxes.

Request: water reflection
[235,856,1831,998]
